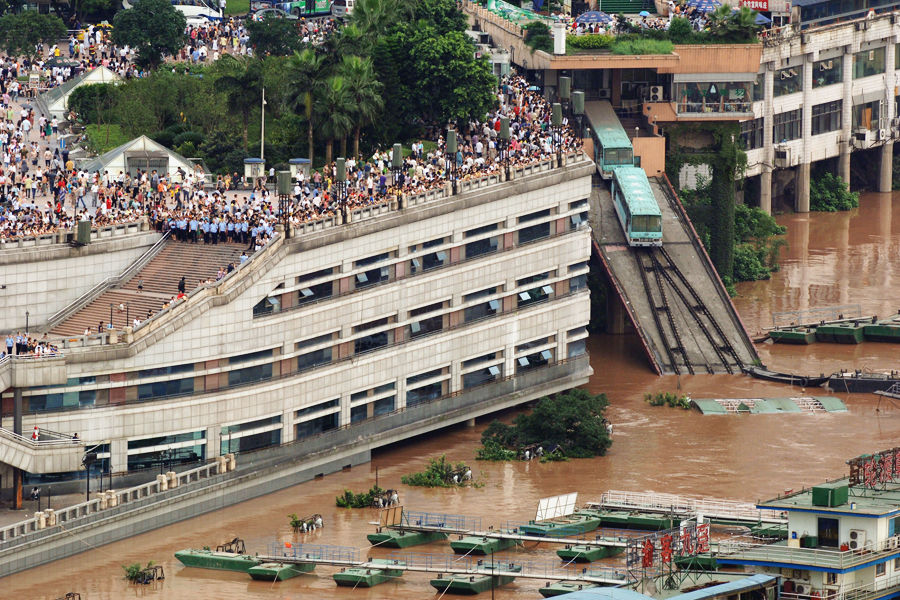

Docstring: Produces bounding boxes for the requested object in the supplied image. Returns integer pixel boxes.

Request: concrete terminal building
[0,155,593,491]
[466,0,900,212]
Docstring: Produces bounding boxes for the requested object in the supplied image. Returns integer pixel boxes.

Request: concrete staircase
[51,241,249,337]
[0,428,85,473]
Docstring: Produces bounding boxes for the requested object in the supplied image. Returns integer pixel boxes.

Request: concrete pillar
[466,418,476,427]
[841,46,853,185]
[13,388,22,436]
[880,142,894,192]
[207,426,221,458]
[760,170,773,214]
[12,468,21,510]
[607,294,627,335]
[796,163,811,213]
[110,439,127,475]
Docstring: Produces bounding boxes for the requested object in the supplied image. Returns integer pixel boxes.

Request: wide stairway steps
[51,240,250,337]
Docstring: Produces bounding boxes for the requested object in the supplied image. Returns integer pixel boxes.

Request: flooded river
[7,193,900,599]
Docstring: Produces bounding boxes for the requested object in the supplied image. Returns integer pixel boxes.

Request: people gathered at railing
[3,332,60,358]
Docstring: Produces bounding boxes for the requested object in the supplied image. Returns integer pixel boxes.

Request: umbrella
[527,85,541,91]
[754,12,771,23]
[576,10,613,23]
[639,10,651,16]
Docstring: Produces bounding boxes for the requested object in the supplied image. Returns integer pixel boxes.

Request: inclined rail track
[637,247,743,374]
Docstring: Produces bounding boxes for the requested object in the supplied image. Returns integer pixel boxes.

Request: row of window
[253,203,590,317]
[770,47,891,98]
[742,98,883,148]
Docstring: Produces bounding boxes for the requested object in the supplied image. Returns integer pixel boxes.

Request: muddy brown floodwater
[7,193,900,600]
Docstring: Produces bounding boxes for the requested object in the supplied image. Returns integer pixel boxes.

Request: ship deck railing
[781,572,900,600]
[260,545,633,584]
[717,534,900,570]
[402,510,482,532]
[593,490,787,524]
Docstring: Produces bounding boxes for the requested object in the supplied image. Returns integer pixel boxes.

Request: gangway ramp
[590,175,757,374]
[259,543,632,585]
[590,490,786,526]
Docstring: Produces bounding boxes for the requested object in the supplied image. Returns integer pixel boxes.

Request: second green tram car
[584,100,635,179]
[610,166,663,247]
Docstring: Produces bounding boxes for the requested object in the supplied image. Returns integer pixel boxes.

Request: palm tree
[338,55,384,158]
[214,56,263,152]
[314,75,354,166]
[286,49,326,166]
[350,0,415,39]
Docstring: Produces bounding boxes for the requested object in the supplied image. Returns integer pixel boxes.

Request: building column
[760,170,772,214]
[880,142,894,192]
[12,388,22,509]
[606,294,627,335]
[761,64,775,214]
[796,163,811,213]
[840,46,853,185]
[880,39,896,193]
[206,426,221,458]
[796,55,814,213]
[109,439,127,475]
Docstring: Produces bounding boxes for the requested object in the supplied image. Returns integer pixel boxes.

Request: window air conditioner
[774,147,791,168]
[855,128,871,142]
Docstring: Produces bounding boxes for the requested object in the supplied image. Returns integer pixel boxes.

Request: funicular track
[638,247,744,375]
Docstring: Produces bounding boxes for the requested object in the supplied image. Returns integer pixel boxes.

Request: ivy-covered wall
[664,122,746,282]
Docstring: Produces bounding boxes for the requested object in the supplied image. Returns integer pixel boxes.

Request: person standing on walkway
[178,276,186,294]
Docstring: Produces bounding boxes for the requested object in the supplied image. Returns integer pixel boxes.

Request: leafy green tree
[67,83,121,146]
[408,28,496,125]
[112,0,187,68]
[213,55,263,151]
[810,172,859,212]
[0,12,66,60]
[667,17,693,43]
[246,14,301,56]
[480,390,612,458]
[338,55,383,158]
[286,48,327,166]
[350,0,415,39]
[523,21,552,53]
[414,0,468,33]
[315,75,354,164]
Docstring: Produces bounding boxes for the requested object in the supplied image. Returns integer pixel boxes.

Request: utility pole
[260,88,266,162]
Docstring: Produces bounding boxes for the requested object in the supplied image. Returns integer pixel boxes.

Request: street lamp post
[277,170,292,238]
[25,311,29,335]
[445,130,458,195]
[109,303,113,329]
[335,158,347,220]
[391,143,403,188]
[559,75,571,119]
[551,102,563,165]
[498,116,511,180]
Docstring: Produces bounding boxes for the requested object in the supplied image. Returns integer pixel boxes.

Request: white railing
[0,457,228,546]
[780,572,900,600]
[718,534,900,570]
[594,489,786,523]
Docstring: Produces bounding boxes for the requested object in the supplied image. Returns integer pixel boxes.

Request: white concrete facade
[1,163,595,476]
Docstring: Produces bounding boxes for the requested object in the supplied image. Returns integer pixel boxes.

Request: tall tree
[286,49,326,166]
[0,12,66,60]
[350,0,415,39]
[338,55,383,158]
[314,75,354,165]
[112,0,186,69]
[213,56,263,152]
[246,14,301,56]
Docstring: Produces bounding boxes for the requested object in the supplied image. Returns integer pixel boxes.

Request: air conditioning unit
[774,146,791,168]
[598,89,611,100]
[801,33,811,44]
[796,585,807,595]
[849,529,867,550]
[891,117,900,130]
[649,86,664,102]
[855,128,871,143]
[879,129,888,141]
[856,20,868,31]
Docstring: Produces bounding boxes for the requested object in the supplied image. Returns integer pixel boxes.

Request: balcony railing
[718,534,900,570]
[780,572,900,600]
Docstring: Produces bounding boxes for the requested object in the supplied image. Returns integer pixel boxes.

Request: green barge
[174,549,262,573]
[450,532,517,555]
[769,327,817,344]
[333,559,405,587]
[864,315,900,342]
[540,581,601,597]
[674,552,718,570]
[816,322,866,344]
[430,562,522,595]
[588,509,680,530]
[557,543,624,562]
[367,528,448,548]
[247,561,315,581]
[518,512,603,537]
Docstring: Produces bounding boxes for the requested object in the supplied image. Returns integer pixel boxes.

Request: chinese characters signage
[628,523,710,572]
[740,0,768,10]
[848,448,900,488]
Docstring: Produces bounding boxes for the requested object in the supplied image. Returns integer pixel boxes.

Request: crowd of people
[3,332,60,358]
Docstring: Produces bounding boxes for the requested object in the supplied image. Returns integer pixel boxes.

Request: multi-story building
[0,155,594,492]
[467,0,900,213]
[717,449,900,600]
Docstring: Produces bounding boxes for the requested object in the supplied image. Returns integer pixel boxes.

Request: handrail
[41,230,171,333]
[718,534,900,569]
[0,427,83,448]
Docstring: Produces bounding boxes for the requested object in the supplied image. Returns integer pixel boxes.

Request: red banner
[741,0,768,10]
